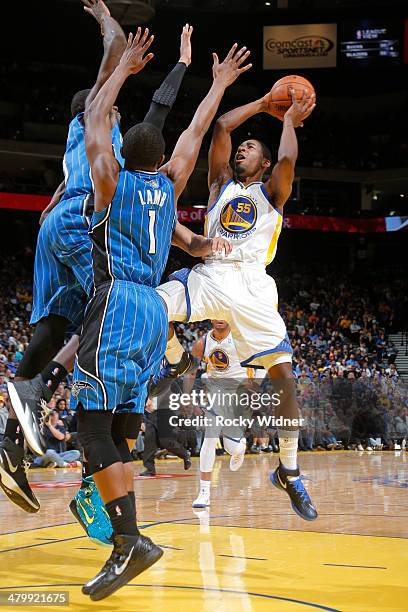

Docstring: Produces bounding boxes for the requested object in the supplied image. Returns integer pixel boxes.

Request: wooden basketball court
[0,451,407,611]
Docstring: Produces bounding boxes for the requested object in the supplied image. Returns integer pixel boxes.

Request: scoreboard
[341,21,400,66]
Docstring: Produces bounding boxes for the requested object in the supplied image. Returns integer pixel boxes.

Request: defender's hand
[179,23,193,67]
[284,88,316,128]
[119,28,155,75]
[210,237,232,257]
[212,43,252,87]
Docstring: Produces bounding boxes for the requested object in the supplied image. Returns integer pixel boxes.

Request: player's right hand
[119,28,155,75]
[212,43,252,87]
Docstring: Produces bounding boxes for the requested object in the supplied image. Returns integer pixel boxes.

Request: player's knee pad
[200,437,218,473]
[223,436,246,457]
[112,413,133,464]
[77,409,119,474]
[125,413,143,440]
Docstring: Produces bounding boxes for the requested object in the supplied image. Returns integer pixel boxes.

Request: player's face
[234,140,265,178]
[211,320,229,331]
[109,106,121,129]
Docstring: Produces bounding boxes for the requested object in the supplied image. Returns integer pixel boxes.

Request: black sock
[40,361,68,395]
[128,491,136,514]
[4,418,19,441]
[105,495,139,536]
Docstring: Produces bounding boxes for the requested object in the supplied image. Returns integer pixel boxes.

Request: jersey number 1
[148,210,156,255]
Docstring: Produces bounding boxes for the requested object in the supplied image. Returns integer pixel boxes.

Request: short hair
[255,139,272,162]
[122,123,165,169]
[70,89,92,118]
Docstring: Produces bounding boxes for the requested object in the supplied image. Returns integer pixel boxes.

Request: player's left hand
[119,28,155,75]
[284,88,316,127]
[179,23,193,67]
[210,237,232,257]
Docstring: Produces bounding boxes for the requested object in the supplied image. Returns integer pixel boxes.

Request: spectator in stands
[31,410,81,468]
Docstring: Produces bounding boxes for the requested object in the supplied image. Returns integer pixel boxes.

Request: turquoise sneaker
[69,476,113,546]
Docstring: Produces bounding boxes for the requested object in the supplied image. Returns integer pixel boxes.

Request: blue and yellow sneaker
[69,476,113,546]
[269,461,318,521]
[149,352,194,397]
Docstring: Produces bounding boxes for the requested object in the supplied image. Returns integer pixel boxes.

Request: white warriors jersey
[204,178,283,266]
[204,331,253,379]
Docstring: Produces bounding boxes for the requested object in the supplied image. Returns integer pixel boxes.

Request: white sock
[278,429,299,472]
[200,479,211,494]
[165,334,184,364]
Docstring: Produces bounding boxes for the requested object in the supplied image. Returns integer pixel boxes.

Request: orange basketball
[267,75,316,121]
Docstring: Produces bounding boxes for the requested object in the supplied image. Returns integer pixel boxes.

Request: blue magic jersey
[62,112,124,201]
[90,170,176,288]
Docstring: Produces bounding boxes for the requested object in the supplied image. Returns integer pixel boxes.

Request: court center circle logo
[219,196,257,238]
[209,349,230,371]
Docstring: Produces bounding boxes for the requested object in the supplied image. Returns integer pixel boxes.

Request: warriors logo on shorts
[220,196,257,239]
[209,349,229,371]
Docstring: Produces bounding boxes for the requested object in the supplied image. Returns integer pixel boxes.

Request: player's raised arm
[81,0,127,109]
[208,95,268,191]
[171,221,232,258]
[85,29,155,210]
[265,87,315,211]
[143,24,192,130]
[160,43,252,201]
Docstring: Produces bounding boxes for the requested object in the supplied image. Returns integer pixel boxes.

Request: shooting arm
[208,97,267,188]
[39,180,66,225]
[264,116,297,211]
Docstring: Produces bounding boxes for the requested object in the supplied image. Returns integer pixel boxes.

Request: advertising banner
[263,23,337,69]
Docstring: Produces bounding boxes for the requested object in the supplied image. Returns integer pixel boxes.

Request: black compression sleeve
[143,62,187,132]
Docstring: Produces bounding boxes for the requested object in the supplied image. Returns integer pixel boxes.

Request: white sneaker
[366,446,373,451]
[394,443,401,450]
[230,452,245,472]
[357,444,364,451]
[192,490,210,508]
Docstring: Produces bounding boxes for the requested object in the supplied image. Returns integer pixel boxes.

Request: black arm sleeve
[142,62,188,132]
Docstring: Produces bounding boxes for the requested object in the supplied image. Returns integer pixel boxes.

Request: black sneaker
[7,375,52,456]
[139,470,156,477]
[0,438,40,513]
[85,534,163,601]
[183,452,192,471]
[269,461,318,521]
[149,352,194,397]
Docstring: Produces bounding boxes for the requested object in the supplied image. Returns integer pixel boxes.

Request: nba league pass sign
[263,23,337,69]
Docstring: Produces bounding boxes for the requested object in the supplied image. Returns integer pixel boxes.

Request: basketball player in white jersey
[157,87,318,520]
[188,320,264,508]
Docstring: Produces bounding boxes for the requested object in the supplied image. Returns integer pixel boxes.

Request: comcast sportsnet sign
[263,24,337,69]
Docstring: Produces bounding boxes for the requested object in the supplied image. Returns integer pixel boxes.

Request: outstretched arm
[85,28,155,211]
[265,88,315,211]
[39,180,66,226]
[171,221,232,258]
[81,0,127,109]
[143,24,192,131]
[160,43,252,201]
[208,96,268,190]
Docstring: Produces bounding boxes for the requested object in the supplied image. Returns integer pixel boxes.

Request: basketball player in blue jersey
[70,29,251,599]
[1,0,128,513]
[157,88,319,521]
